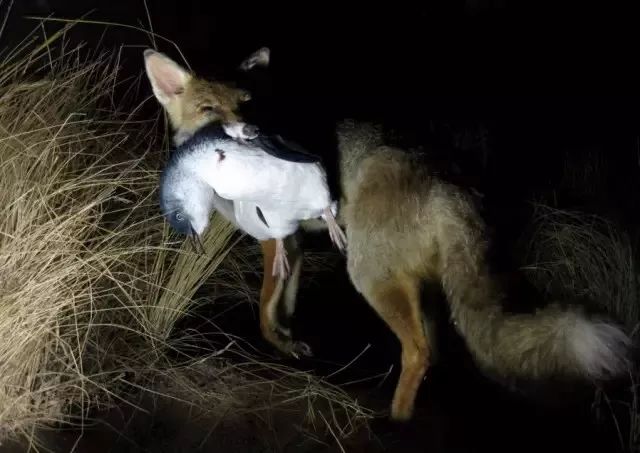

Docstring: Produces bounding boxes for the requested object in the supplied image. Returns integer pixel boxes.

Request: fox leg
[281,234,312,357]
[259,239,286,351]
[281,234,304,319]
[360,274,430,421]
[259,237,311,358]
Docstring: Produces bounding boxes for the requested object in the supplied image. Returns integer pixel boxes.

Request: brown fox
[145,48,633,424]
[334,118,633,421]
[144,48,310,357]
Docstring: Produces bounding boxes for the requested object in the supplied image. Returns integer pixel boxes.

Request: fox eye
[175,212,185,222]
[199,105,218,114]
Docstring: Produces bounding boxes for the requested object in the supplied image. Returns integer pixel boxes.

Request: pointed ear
[238,47,270,72]
[143,49,192,105]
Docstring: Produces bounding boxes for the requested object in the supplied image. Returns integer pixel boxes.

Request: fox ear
[143,49,192,106]
[238,47,270,72]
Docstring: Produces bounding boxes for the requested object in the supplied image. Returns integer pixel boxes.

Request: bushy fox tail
[336,118,633,383]
[439,212,633,382]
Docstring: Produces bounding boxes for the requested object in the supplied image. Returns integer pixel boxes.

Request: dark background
[4,1,640,452]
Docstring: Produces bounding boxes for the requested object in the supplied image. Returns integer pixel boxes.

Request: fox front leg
[259,238,312,359]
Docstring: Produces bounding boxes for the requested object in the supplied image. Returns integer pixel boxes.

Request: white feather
[190,140,333,239]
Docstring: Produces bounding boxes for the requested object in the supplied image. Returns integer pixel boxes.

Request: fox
[144,47,634,423]
[144,47,313,358]
[333,118,633,421]
[221,47,632,413]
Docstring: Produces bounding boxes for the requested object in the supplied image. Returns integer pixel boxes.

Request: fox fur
[335,118,633,420]
[144,48,310,357]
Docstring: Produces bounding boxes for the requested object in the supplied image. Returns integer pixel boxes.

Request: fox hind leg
[359,274,430,421]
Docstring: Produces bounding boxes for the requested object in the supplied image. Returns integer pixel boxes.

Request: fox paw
[270,326,313,359]
[289,341,313,359]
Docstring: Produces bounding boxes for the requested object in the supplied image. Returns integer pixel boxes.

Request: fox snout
[223,122,260,141]
[243,124,259,138]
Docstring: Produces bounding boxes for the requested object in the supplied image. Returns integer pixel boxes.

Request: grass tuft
[0,25,372,450]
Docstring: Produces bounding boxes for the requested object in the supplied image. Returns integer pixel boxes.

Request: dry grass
[519,203,640,334]
[518,202,640,452]
[0,28,372,450]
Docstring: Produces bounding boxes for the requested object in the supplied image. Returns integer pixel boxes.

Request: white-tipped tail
[570,315,632,379]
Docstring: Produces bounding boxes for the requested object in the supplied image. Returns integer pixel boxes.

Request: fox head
[143,47,270,145]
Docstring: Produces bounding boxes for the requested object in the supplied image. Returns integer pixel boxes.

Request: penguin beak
[189,225,206,255]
